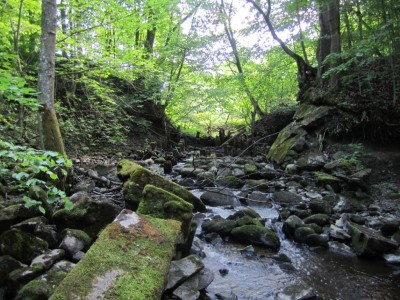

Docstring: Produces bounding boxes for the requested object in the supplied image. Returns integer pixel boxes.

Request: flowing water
[190,189,400,300]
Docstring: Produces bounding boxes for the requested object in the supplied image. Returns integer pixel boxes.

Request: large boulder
[231,225,280,250]
[201,218,237,237]
[0,229,48,264]
[117,159,205,212]
[50,210,181,300]
[0,204,38,232]
[52,197,120,238]
[346,221,398,257]
[200,188,236,207]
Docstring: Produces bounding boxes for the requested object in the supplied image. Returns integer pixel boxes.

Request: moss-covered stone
[215,176,244,189]
[293,226,316,243]
[231,225,280,250]
[50,210,181,300]
[116,159,142,181]
[228,208,261,220]
[0,255,25,285]
[137,185,193,233]
[60,229,92,248]
[52,198,120,238]
[201,218,237,237]
[313,172,341,184]
[0,229,48,264]
[236,216,263,227]
[0,204,38,231]
[117,159,205,212]
[244,164,258,175]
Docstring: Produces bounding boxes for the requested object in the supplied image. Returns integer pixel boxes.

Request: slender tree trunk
[220,0,264,119]
[37,0,65,154]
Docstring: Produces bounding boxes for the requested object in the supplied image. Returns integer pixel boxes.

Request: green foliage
[0,140,73,213]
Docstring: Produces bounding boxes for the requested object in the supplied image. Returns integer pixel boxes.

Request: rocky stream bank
[1,104,400,299]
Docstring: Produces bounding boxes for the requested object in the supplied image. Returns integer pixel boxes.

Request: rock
[246,191,272,207]
[0,204,38,231]
[34,223,58,248]
[200,188,236,207]
[11,216,48,233]
[52,197,120,238]
[219,268,229,276]
[215,176,244,189]
[215,291,238,300]
[30,249,65,269]
[303,214,330,226]
[285,164,298,174]
[239,245,256,258]
[164,160,173,174]
[308,200,332,214]
[0,255,25,285]
[274,191,302,205]
[294,226,316,243]
[138,185,193,234]
[347,221,399,257]
[51,210,181,299]
[228,208,261,220]
[204,232,223,245]
[304,234,329,247]
[71,250,85,263]
[165,254,204,291]
[297,150,327,170]
[236,216,263,227]
[329,225,351,242]
[14,260,75,300]
[201,218,237,237]
[244,164,258,176]
[282,215,304,238]
[381,221,400,236]
[313,171,342,186]
[231,225,280,250]
[272,252,292,263]
[0,229,48,264]
[58,229,92,258]
[197,267,214,290]
[8,263,47,288]
[275,284,317,300]
[243,179,269,192]
[172,275,199,300]
[117,159,205,211]
[328,241,356,256]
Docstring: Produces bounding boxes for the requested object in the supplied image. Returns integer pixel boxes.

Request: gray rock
[285,164,298,174]
[304,234,329,247]
[246,191,273,208]
[282,215,304,238]
[239,245,256,258]
[8,264,47,287]
[166,254,204,290]
[59,229,91,257]
[215,291,238,300]
[383,252,400,264]
[200,189,236,207]
[0,204,38,231]
[329,225,351,242]
[274,191,302,205]
[308,200,332,214]
[172,275,200,300]
[11,216,48,233]
[294,227,316,243]
[30,249,65,269]
[34,223,58,248]
[204,232,223,246]
[71,250,85,263]
[197,267,214,290]
[228,208,261,220]
[231,225,280,250]
[303,214,330,226]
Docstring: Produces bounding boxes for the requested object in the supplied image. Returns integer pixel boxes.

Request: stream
[148,157,400,300]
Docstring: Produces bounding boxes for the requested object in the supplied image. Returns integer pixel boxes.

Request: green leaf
[12,172,29,180]
[64,200,74,210]
[39,206,46,214]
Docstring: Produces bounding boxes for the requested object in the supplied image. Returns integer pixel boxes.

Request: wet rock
[231,225,280,250]
[303,214,330,226]
[304,234,329,247]
[0,229,48,264]
[58,229,92,258]
[275,284,317,300]
[246,191,272,208]
[165,254,204,291]
[30,249,65,270]
[297,150,327,170]
[347,221,398,257]
[200,188,236,207]
[201,218,236,237]
[274,191,302,205]
[328,241,356,256]
[308,200,332,214]
[381,221,400,237]
[294,226,316,243]
[272,252,292,263]
[34,223,58,248]
[8,263,47,289]
[228,208,261,220]
[285,164,298,174]
[243,179,270,192]
[197,267,214,290]
[172,275,199,300]
[215,291,238,300]
[14,260,75,300]
[204,232,223,246]
[239,245,256,258]
[329,225,351,242]
[236,216,263,227]
[0,255,25,285]
[164,160,173,174]
[219,268,229,276]
[282,215,304,238]
[383,252,400,264]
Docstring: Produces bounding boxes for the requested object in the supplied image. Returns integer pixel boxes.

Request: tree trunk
[37,0,65,154]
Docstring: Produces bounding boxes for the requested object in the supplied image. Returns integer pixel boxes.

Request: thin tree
[37,0,65,154]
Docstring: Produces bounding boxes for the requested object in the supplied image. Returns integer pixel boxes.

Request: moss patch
[50,211,181,300]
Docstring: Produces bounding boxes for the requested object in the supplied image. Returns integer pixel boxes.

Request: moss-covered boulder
[201,218,237,237]
[0,255,25,285]
[138,185,193,233]
[0,204,38,232]
[52,197,120,238]
[347,222,398,257]
[267,105,332,164]
[303,214,330,226]
[293,226,316,243]
[231,225,280,250]
[0,229,48,264]
[227,208,261,220]
[50,210,181,300]
[215,176,244,189]
[117,159,205,212]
